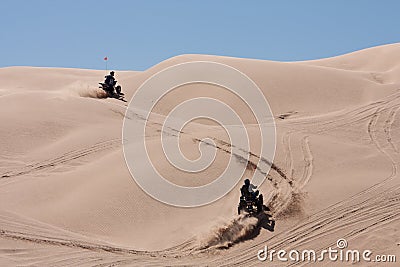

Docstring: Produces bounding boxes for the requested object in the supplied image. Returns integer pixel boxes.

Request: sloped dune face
[1,44,400,266]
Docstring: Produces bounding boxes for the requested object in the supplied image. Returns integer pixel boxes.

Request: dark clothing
[241,185,250,198]
[104,75,116,88]
[104,75,118,95]
[241,183,258,199]
[103,74,123,96]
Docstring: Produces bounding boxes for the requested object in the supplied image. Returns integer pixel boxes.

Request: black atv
[238,193,264,216]
[99,83,126,102]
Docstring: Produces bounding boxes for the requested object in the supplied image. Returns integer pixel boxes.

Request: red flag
[104,57,108,61]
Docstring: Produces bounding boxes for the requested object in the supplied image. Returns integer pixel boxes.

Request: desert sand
[0,43,399,266]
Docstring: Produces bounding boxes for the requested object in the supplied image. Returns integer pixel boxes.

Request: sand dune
[1,43,400,266]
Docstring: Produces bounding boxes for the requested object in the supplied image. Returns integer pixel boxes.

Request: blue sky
[2,0,400,71]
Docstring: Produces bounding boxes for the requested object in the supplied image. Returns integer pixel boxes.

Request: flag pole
[104,56,108,75]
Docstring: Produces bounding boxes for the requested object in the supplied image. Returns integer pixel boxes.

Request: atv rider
[104,71,122,95]
[241,178,259,200]
[104,71,115,92]
[239,178,264,214]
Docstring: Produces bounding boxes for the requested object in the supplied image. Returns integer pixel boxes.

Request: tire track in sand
[0,139,121,180]
[384,106,400,154]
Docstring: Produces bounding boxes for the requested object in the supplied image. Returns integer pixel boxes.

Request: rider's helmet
[110,71,115,76]
[244,179,250,186]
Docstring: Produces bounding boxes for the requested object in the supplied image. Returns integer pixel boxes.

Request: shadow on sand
[242,211,275,241]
